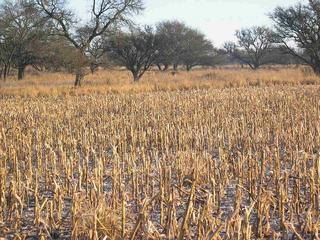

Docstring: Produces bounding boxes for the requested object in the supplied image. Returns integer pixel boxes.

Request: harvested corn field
[0,85,320,239]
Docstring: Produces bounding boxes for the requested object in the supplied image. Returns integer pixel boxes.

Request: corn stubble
[0,85,320,239]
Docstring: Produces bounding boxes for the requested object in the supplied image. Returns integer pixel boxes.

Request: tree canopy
[270,0,320,74]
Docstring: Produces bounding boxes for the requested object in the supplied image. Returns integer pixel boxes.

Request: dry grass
[0,66,319,97]
[0,67,320,239]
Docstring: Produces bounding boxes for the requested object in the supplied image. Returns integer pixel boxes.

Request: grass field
[0,66,319,96]
[0,67,320,239]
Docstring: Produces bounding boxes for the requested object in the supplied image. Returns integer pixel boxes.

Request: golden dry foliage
[0,68,320,239]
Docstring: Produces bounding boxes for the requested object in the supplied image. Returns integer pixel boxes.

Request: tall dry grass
[0,66,319,97]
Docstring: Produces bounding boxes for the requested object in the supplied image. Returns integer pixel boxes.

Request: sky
[70,0,305,47]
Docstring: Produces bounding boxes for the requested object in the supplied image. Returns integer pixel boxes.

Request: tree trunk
[6,65,11,79]
[186,65,192,71]
[253,66,259,70]
[18,65,26,80]
[248,63,259,70]
[3,72,7,81]
[312,65,320,75]
[3,65,8,81]
[173,64,178,71]
[90,63,98,74]
[133,73,140,82]
[157,64,169,71]
[90,66,95,74]
[75,68,85,87]
[131,70,141,82]
[157,64,163,71]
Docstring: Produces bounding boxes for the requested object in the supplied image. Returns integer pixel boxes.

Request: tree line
[0,0,319,86]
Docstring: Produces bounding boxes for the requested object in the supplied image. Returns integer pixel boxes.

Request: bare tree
[106,26,159,82]
[224,26,274,70]
[34,0,143,86]
[87,37,110,74]
[270,0,320,74]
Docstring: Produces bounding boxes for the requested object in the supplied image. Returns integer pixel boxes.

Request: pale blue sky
[70,0,305,47]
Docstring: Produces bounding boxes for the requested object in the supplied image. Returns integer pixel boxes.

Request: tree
[270,0,320,74]
[0,1,18,80]
[155,21,190,71]
[0,0,47,80]
[87,37,110,74]
[264,46,301,65]
[224,26,274,70]
[40,35,82,72]
[180,29,215,71]
[106,26,159,82]
[155,20,216,71]
[0,28,15,80]
[34,0,144,86]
